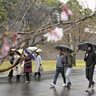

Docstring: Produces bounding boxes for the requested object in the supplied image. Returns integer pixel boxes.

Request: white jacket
[35,55,42,72]
[13,54,22,75]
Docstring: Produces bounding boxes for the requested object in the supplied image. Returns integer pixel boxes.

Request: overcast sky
[78,0,96,11]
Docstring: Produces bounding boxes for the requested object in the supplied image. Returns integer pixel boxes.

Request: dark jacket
[65,55,74,68]
[84,51,96,67]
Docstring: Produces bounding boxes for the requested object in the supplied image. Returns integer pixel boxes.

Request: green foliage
[67,0,91,19]
[41,0,59,7]
[0,7,7,21]
[0,0,19,21]
[0,60,85,72]
[0,0,7,21]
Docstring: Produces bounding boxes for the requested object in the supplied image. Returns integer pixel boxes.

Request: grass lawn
[0,60,85,72]
[0,61,11,70]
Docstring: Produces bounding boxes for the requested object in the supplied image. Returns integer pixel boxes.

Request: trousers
[53,67,66,85]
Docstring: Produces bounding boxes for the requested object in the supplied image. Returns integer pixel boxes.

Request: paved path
[0,71,96,96]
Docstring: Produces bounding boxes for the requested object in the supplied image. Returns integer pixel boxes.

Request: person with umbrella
[84,44,96,92]
[22,47,37,82]
[65,51,75,88]
[54,45,74,88]
[50,49,66,88]
[22,50,32,83]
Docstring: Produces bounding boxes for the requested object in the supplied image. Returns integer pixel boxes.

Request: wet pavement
[0,71,96,96]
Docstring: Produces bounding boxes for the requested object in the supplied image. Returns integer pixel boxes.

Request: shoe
[25,81,30,83]
[50,83,55,88]
[86,88,92,92]
[67,82,72,88]
[92,82,95,88]
[62,83,67,87]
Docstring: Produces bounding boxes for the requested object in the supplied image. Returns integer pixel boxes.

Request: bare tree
[0,0,96,72]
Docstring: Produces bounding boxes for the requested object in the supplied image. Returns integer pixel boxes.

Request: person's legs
[88,67,95,88]
[34,72,38,79]
[25,72,30,82]
[65,68,72,84]
[38,72,41,79]
[86,68,91,91]
[86,68,90,82]
[8,69,13,79]
[16,75,20,82]
[61,67,66,85]
[53,68,60,85]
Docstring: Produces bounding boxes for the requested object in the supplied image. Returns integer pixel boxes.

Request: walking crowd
[50,44,96,93]
[8,47,42,83]
[50,49,74,89]
[1,44,96,93]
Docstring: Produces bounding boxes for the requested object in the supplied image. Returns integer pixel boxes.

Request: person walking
[34,49,42,80]
[23,50,32,83]
[84,45,96,91]
[65,52,74,88]
[8,49,23,82]
[50,50,66,88]
[15,49,23,82]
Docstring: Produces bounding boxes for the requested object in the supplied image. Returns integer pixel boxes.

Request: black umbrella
[55,45,73,53]
[78,42,96,51]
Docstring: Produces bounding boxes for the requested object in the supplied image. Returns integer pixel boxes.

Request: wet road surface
[0,71,96,96]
